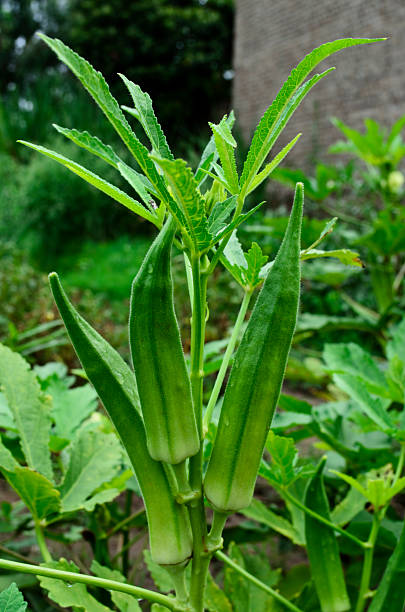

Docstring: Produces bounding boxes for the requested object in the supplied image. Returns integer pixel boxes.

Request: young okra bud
[129,216,200,465]
[49,273,193,566]
[204,183,303,512]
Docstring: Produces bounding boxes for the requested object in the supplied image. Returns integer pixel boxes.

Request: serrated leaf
[4,467,60,520]
[53,124,121,167]
[240,38,383,194]
[0,344,53,481]
[152,157,212,251]
[247,133,302,195]
[387,318,405,365]
[119,74,173,160]
[81,488,121,512]
[330,484,366,526]
[195,111,235,187]
[333,373,393,431]
[39,558,110,611]
[38,34,169,200]
[91,561,141,611]
[117,161,159,211]
[143,550,174,593]
[59,430,122,513]
[243,243,268,289]
[0,439,18,472]
[210,117,239,193]
[301,248,362,266]
[47,377,98,440]
[0,582,28,612]
[205,573,233,612]
[323,342,389,397]
[263,431,298,486]
[18,141,157,225]
[241,498,302,544]
[207,195,237,236]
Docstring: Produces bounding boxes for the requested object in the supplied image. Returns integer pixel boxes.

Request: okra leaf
[53,124,121,167]
[243,243,268,289]
[323,343,389,398]
[221,233,267,290]
[207,195,237,236]
[18,141,158,225]
[241,498,302,545]
[0,438,18,472]
[240,38,383,194]
[117,161,159,211]
[195,111,235,187]
[143,550,174,593]
[204,574,233,612]
[91,561,141,611]
[212,201,265,246]
[333,373,394,432]
[0,582,28,612]
[330,483,366,526]
[209,116,239,194]
[331,467,405,509]
[369,518,405,612]
[262,431,298,487]
[301,248,363,266]
[119,74,173,161]
[39,558,110,612]
[387,318,405,365]
[47,377,98,441]
[246,133,302,196]
[152,157,213,251]
[304,459,350,612]
[0,393,16,432]
[3,467,60,520]
[58,429,122,513]
[0,344,53,481]
[38,34,169,200]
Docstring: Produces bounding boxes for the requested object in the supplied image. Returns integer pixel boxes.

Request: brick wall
[233,0,405,165]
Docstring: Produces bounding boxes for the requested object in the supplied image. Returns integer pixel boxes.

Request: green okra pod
[49,273,193,566]
[204,183,303,512]
[304,458,350,612]
[129,216,199,464]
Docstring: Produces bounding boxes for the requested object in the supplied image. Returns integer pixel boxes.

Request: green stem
[0,544,38,565]
[203,290,252,434]
[208,511,229,548]
[394,443,405,484]
[110,533,145,564]
[105,508,145,539]
[215,551,304,612]
[282,489,368,550]
[34,521,52,563]
[355,512,381,612]
[122,490,133,577]
[166,565,189,605]
[0,558,178,610]
[189,254,209,612]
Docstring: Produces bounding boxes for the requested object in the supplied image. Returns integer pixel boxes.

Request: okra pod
[204,183,303,512]
[129,217,199,464]
[304,458,350,612]
[49,273,193,566]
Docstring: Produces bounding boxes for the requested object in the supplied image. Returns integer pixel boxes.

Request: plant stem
[105,508,145,538]
[203,290,252,434]
[208,511,229,548]
[122,490,133,577]
[394,443,405,484]
[34,521,52,563]
[189,254,209,611]
[282,489,368,549]
[215,551,304,612]
[0,544,38,565]
[0,558,178,609]
[355,511,381,612]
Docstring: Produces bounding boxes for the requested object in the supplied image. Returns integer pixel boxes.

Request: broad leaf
[91,561,141,611]
[387,318,405,365]
[243,243,268,289]
[0,438,18,472]
[263,431,298,486]
[119,74,173,160]
[39,559,110,612]
[323,343,389,397]
[330,484,365,526]
[18,141,157,225]
[0,344,53,481]
[240,38,383,194]
[209,116,239,193]
[241,498,302,545]
[4,467,60,520]
[0,582,28,612]
[59,429,122,513]
[38,34,169,200]
[152,157,212,251]
[47,377,98,440]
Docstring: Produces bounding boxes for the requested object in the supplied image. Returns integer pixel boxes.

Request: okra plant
[0,34,386,611]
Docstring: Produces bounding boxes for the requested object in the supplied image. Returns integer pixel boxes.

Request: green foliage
[0,582,28,612]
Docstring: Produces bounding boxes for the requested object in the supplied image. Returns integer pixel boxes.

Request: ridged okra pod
[204,183,303,512]
[304,458,350,612]
[129,217,199,465]
[49,273,193,566]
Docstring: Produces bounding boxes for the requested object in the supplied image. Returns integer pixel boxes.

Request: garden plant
[1,33,404,612]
